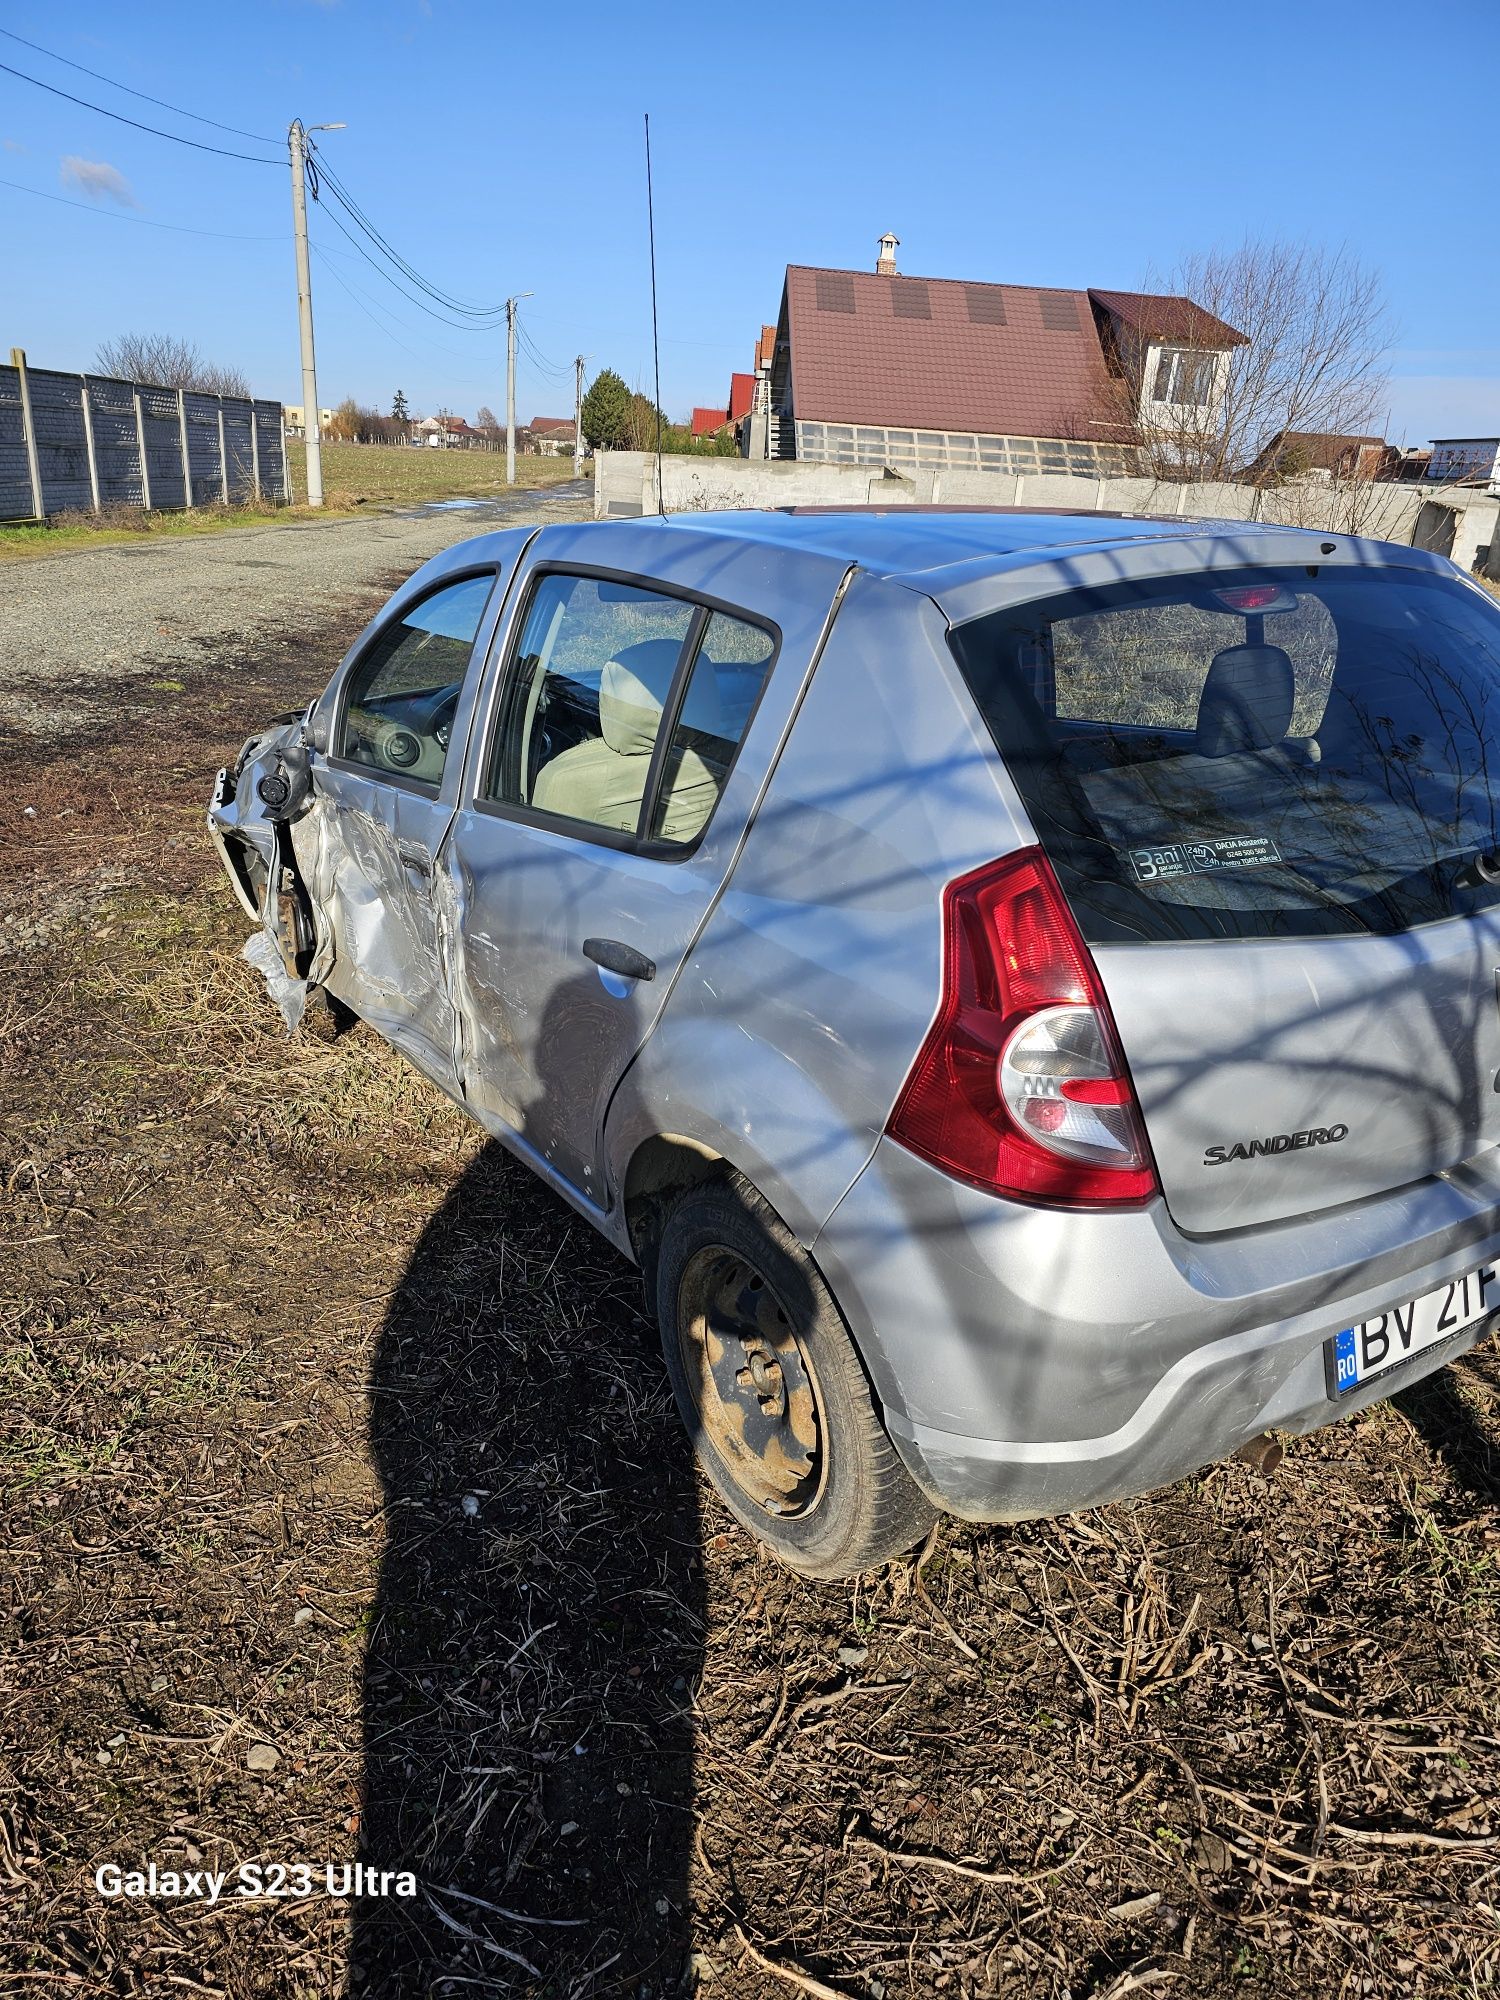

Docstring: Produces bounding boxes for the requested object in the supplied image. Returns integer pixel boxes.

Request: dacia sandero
[209,509,1500,1577]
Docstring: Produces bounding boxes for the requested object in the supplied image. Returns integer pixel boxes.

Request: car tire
[654,1172,936,1580]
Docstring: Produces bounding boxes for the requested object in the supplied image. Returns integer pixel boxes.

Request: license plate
[1328,1262,1498,1396]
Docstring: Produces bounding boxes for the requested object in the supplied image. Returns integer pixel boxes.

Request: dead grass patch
[2,600,1498,1998]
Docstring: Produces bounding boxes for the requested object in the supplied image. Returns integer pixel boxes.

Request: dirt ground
[3,540,1500,2000]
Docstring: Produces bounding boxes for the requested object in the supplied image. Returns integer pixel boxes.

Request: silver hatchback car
[209,509,1500,1577]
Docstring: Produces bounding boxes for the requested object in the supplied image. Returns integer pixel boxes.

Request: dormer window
[1151,347,1216,407]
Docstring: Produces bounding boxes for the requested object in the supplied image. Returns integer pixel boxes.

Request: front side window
[950,565,1500,941]
[485,573,775,849]
[340,572,495,784]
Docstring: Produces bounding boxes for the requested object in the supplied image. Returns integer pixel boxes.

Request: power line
[0,56,281,163]
[514,306,573,375]
[307,145,507,322]
[311,194,508,333]
[310,148,505,318]
[0,25,276,145]
[0,172,281,240]
[516,319,572,381]
[313,237,504,377]
[313,246,498,391]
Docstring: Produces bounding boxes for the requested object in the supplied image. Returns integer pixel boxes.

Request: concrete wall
[0,353,287,521]
[595,450,1499,571]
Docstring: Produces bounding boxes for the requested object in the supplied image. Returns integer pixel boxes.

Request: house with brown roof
[1241,429,1395,485]
[529,415,577,457]
[758,236,1247,477]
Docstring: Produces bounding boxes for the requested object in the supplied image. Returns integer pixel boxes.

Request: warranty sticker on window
[1127,835,1283,883]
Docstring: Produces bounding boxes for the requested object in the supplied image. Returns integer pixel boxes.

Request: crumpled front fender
[207,713,330,1031]
[206,714,307,919]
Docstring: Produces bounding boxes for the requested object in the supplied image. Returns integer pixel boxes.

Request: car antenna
[645,111,665,517]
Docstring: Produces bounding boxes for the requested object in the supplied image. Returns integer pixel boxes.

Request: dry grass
[286,440,584,508]
[2,595,1499,1998]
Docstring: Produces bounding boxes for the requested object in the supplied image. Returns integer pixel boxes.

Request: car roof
[647,504,1301,580]
[421,505,1433,616]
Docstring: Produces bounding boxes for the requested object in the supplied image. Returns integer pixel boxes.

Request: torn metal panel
[241,927,308,1035]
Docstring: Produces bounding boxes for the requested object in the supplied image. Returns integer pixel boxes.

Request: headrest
[599,639,720,755]
[1195,644,1295,758]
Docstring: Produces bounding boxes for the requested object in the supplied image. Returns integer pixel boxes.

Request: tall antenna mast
[644,112,664,516]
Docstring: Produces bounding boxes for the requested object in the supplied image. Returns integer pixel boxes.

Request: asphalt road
[0,481,594,741]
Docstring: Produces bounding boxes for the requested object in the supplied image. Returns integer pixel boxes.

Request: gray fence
[0,348,288,521]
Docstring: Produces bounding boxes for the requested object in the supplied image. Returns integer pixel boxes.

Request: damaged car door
[305,566,506,1083]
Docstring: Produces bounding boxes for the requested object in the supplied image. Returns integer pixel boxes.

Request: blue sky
[1,0,1497,443]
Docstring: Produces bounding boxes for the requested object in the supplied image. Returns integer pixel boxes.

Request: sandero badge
[1203,1124,1349,1167]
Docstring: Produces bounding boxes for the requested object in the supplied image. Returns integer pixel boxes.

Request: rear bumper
[811,1136,1500,1522]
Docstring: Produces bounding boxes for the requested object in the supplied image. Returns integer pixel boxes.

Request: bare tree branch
[93,331,251,398]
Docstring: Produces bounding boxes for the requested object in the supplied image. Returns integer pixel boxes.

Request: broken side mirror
[256,740,314,821]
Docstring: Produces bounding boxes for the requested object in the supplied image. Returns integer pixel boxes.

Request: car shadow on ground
[350,1138,704,1996]
[1395,1355,1500,1507]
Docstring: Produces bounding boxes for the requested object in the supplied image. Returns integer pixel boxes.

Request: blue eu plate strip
[1333,1327,1359,1394]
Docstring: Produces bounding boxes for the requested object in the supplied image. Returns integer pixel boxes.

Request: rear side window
[485,573,776,849]
[648,613,776,843]
[950,564,1500,941]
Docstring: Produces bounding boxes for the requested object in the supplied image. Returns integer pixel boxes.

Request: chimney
[876,231,899,278]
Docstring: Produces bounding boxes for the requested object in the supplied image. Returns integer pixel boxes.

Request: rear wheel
[654,1173,935,1579]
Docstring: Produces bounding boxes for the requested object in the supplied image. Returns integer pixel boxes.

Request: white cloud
[59,155,137,207]
[3,137,25,154]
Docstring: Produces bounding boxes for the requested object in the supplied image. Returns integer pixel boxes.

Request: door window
[648,612,776,843]
[340,572,495,785]
[486,573,775,848]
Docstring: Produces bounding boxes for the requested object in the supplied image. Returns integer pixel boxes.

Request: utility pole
[288,120,322,508]
[287,118,345,509]
[505,298,516,487]
[504,292,533,487]
[574,355,584,478]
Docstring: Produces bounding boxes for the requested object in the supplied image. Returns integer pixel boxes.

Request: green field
[287,438,583,506]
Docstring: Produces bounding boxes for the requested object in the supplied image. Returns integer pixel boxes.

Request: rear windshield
[949,563,1500,942]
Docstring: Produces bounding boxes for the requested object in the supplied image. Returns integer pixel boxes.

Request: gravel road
[0,481,593,741]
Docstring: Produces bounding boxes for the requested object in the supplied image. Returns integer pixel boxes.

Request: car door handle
[583,937,655,982]
[396,839,433,876]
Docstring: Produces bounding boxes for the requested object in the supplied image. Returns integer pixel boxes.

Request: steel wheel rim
[677,1247,825,1517]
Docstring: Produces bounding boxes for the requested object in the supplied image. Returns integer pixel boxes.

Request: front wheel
[653,1173,935,1579]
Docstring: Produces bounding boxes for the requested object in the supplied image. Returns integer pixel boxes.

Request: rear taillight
[888,848,1159,1207]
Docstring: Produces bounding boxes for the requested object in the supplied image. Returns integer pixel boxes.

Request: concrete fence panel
[0,349,289,521]
[0,365,34,519]
[87,376,147,507]
[593,450,1499,569]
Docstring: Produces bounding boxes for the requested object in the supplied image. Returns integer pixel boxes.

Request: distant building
[754,233,1247,474]
[691,371,757,441]
[1242,430,1395,484]
[283,405,333,438]
[1427,438,1500,483]
[529,416,576,457]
